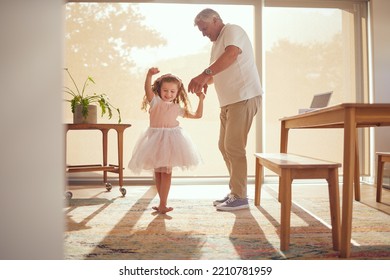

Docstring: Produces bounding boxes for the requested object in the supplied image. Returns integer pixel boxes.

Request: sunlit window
[64,1,368,181]
[263,7,358,167]
[64,3,255,178]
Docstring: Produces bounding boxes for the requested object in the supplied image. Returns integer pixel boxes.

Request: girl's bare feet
[152,206,173,214]
[160,206,173,214]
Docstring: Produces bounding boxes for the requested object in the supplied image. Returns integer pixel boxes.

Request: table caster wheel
[65,191,73,200]
[120,187,126,197]
[105,183,112,191]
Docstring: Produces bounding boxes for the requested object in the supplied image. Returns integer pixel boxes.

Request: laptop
[298,91,333,114]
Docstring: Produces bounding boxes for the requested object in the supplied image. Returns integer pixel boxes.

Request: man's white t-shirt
[210,24,263,107]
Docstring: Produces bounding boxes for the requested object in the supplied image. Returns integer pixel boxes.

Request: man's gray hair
[194,8,222,26]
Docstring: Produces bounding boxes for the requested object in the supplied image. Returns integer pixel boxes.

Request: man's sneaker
[213,194,230,206]
[215,196,249,211]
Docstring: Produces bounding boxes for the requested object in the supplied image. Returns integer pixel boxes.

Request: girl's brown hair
[142,74,191,115]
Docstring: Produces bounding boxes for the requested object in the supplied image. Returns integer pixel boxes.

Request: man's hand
[188,73,210,94]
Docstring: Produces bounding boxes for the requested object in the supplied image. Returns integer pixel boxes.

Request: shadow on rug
[64,186,390,260]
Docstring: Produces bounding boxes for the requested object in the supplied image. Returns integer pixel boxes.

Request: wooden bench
[376,152,390,202]
[254,153,341,251]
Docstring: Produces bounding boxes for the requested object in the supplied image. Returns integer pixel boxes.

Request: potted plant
[63,68,122,124]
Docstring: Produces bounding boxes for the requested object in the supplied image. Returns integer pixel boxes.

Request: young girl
[128,67,205,214]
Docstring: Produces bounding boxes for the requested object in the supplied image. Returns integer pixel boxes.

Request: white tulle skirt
[128,126,202,174]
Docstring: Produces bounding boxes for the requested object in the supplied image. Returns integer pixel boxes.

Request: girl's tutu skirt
[128,126,202,174]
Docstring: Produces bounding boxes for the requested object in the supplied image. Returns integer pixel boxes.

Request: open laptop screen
[298,91,333,114]
[310,91,333,108]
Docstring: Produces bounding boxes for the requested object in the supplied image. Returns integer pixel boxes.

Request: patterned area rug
[64,185,390,260]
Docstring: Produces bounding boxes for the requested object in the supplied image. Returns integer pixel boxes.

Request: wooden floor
[355,183,390,215]
[67,179,390,215]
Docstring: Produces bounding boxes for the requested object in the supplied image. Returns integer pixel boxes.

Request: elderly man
[188,8,263,211]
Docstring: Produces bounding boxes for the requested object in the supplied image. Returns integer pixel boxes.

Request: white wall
[370,0,390,181]
[0,0,64,259]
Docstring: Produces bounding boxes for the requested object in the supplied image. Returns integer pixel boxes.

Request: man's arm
[188,45,240,94]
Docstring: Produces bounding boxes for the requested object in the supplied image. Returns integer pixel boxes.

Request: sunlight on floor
[64,181,390,260]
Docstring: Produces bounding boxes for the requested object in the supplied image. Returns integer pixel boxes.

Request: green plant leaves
[64,68,122,123]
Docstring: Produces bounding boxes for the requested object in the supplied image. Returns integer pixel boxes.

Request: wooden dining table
[279,103,390,258]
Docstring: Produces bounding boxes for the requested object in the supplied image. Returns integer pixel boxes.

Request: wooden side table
[65,123,131,198]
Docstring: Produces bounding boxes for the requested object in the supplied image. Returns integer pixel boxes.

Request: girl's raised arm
[144,67,160,103]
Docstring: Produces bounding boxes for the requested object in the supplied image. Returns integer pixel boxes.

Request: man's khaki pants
[218,95,261,199]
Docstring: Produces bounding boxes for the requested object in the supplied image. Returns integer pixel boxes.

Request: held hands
[195,91,206,100]
[188,73,210,95]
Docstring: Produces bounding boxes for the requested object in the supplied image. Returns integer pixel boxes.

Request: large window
[264,7,351,161]
[65,1,369,181]
[263,1,369,175]
[64,3,256,178]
